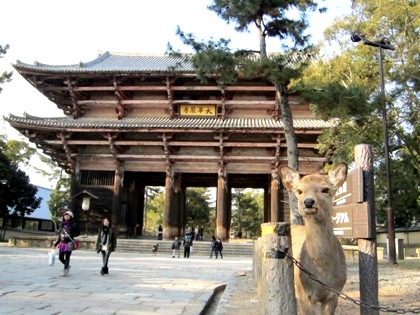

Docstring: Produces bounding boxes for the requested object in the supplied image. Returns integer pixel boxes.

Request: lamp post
[351,30,397,265]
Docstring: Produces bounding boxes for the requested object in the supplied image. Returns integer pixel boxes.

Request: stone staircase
[117,239,254,257]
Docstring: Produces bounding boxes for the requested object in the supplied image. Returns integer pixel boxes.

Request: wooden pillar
[179,186,186,236]
[355,144,379,315]
[69,175,79,216]
[261,222,296,315]
[170,177,182,238]
[112,166,123,230]
[216,172,228,240]
[163,166,181,240]
[127,179,139,238]
[264,184,270,223]
[163,168,173,240]
[136,184,145,236]
[270,170,280,222]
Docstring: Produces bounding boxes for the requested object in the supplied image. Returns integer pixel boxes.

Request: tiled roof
[13,51,310,74]
[13,51,195,74]
[5,114,336,130]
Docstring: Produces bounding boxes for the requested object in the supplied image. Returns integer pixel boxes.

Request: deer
[279,163,348,315]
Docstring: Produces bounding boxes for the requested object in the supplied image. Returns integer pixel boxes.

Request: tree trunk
[256,17,267,59]
[275,83,302,225]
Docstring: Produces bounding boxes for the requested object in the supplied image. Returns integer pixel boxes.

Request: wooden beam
[40,139,317,148]
[42,85,276,92]
[69,153,325,163]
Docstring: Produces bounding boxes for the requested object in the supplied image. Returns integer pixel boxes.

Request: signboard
[331,167,372,238]
[333,167,363,206]
[332,203,371,238]
[179,104,217,117]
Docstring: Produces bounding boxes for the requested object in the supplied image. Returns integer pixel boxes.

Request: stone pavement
[0,246,259,315]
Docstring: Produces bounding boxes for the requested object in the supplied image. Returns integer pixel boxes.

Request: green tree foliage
[185,187,213,233]
[296,0,419,227]
[2,139,37,168]
[0,44,13,93]
[0,141,41,227]
[47,174,71,229]
[143,187,214,237]
[231,189,263,238]
[144,187,165,234]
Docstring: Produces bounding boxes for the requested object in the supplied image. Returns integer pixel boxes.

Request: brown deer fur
[279,163,347,315]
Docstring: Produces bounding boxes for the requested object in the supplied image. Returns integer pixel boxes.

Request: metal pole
[351,31,396,265]
[379,47,396,265]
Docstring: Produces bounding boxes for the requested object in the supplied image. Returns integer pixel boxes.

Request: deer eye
[296,189,303,195]
[322,188,329,194]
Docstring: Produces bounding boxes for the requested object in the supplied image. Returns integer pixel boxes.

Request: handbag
[63,229,80,250]
[67,240,80,251]
[48,249,56,266]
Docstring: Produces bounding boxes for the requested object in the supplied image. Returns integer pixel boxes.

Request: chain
[285,253,420,314]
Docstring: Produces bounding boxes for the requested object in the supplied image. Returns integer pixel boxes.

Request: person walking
[209,236,217,258]
[215,238,223,259]
[95,217,117,275]
[183,228,194,258]
[53,210,80,276]
[171,236,182,258]
[157,225,163,240]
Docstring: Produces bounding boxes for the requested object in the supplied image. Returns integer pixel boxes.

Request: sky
[0,0,352,188]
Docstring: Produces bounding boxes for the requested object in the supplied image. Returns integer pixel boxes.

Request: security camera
[350,30,365,43]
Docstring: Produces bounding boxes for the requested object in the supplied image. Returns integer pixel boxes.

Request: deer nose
[304,198,315,208]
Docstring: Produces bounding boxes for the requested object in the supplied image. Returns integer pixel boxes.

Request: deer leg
[322,294,339,315]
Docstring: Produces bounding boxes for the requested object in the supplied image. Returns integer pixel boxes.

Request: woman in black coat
[53,210,80,276]
[95,217,117,275]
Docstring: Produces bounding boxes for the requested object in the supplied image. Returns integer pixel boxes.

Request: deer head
[279,163,347,222]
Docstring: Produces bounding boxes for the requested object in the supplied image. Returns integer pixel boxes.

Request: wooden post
[216,174,228,240]
[261,222,296,315]
[355,144,379,315]
[112,167,123,230]
[270,172,279,222]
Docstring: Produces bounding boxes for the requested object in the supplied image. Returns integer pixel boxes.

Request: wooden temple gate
[6,52,333,240]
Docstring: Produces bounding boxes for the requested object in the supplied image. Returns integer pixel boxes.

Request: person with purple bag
[53,210,80,276]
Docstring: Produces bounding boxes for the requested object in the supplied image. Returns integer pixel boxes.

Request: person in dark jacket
[171,236,182,258]
[183,228,194,258]
[209,236,217,258]
[95,217,117,275]
[53,210,80,276]
[157,225,163,240]
[215,238,223,259]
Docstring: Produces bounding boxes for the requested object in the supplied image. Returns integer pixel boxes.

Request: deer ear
[328,163,348,189]
[279,166,300,191]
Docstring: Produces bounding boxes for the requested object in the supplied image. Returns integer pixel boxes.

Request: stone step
[117,239,254,257]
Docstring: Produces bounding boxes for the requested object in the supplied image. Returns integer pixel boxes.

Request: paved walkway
[0,246,254,315]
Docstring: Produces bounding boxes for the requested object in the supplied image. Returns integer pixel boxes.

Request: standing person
[171,236,182,258]
[157,225,163,240]
[183,228,194,258]
[53,210,80,276]
[95,217,117,275]
[198,226,204,241]
[194,226,199,241]
[215,238,223,259]
[209,236,217,258]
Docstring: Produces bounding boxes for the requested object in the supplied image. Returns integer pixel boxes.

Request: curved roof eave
[13,51,196,74]
[4,114,337,132]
